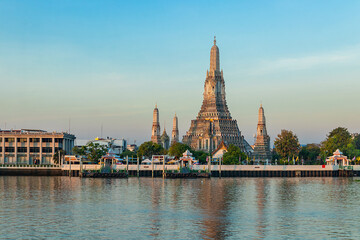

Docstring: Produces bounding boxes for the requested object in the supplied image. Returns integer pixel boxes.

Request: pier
[0,164,358,177]
[60,164,356,178]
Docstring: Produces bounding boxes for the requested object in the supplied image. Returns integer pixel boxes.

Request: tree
[120,149,137,158]
[192,150,208,164]
[222,144,247,165]
[53,150,65,164]
[321,127,351,158]
[168,142,191,159]
[73,145,86,156]
[353,134,360,149]
[274,130,300,160]
[299,144,320,164]
[137,141,165,159]
[72,143,108,163]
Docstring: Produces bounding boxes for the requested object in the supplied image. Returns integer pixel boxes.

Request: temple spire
[210,36,220,73]
[171,113,179,145]
[151,105,161,144]
[253,104,271,162]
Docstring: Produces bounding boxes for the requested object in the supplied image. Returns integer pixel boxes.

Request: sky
[0,0,360,145]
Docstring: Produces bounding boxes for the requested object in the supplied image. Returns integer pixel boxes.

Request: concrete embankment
[0,167,62,176]
[61,164,356,178]
[0,164,358,177]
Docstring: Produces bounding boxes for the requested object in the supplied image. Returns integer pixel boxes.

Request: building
[326,149,350,166]
[126,144,138,152]
[87,137,127,155]
[161,128,170,150]
[0,129,75,165]
[253,104,272,163]
[182,37,249,153]
[151,104,161,144]
[212,141,228,161]
[171,113,179,146]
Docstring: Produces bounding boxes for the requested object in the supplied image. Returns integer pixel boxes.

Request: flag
[352,156,356,161]
[288,156,289,163]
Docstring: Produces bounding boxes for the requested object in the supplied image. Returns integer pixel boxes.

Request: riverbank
[0,164,358,177]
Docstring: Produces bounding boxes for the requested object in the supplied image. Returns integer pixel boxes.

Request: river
[0,177,359,239]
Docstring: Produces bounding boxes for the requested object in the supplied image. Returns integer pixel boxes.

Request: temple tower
[171,113,179,145]
[182,37,248,152]
[161,127,170,150]
[151,104,161,144]
[253,104,271,162]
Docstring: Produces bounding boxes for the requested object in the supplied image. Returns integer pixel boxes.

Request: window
[0,147,2,152]
[0,138,2,142]
[42,147,52,153]
[30,138,40,143]
[30,147,40,153]
[55,147,62,152]
[5,147,15,152]
[206,140,209,150]
[17,147,27,153]
[17,138,27,143]
[5,138,15,143]
[199,140,202,149]
[42,138,52,143]
[55,138,63,143]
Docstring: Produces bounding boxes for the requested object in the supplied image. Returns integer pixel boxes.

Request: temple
[161,127,170,150]
[151,105,161,144]
[171,113,179,146]
[253,104,272,162]
[182,37,249,153]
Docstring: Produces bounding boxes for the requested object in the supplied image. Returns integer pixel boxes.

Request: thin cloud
[250,45,360,75]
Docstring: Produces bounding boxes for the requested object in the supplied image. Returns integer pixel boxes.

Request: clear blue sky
[1,0,360,145]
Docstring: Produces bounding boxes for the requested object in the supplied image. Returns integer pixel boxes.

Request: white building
[76,137,127,155]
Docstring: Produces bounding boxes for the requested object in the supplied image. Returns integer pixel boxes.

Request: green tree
[346,142,360,160]
[72,143,108,163]
[168,142,191,159]
[272,149,280,162]
[353,134,360,149]
[73,145,86,156]
[274,130,300,160]
[137,141,165,159]
[192,150,208,164]
[120,149,137,158]
[53,150,65,164]
[222,144,247,165]
[321,127,351,158]
[299,144,320,164]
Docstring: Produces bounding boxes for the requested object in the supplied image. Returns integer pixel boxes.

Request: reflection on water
[0,177,360,239]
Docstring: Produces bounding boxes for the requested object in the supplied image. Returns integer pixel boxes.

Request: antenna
[68,118,71,133]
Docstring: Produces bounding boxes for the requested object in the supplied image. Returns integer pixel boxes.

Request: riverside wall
[0,164,358,177]
[61,164,357,178]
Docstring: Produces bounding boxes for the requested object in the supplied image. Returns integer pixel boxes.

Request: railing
[0,164,60,168]
[339,165,353,170]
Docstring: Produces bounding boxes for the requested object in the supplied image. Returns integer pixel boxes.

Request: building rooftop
[0,129,75,137]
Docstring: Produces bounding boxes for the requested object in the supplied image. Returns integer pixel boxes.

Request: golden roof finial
[214,36,216,45]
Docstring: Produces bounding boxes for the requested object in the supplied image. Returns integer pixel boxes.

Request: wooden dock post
[151,156,154,178]
[69,156,71,177]
[219,157,222,178]
[126,156,129,175]
[80,156,83,177]
[208,156,211,175]
[163,156,165,178]
[137,156,139,177]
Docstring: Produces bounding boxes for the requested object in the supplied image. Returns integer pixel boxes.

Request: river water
[0,177,359,239]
